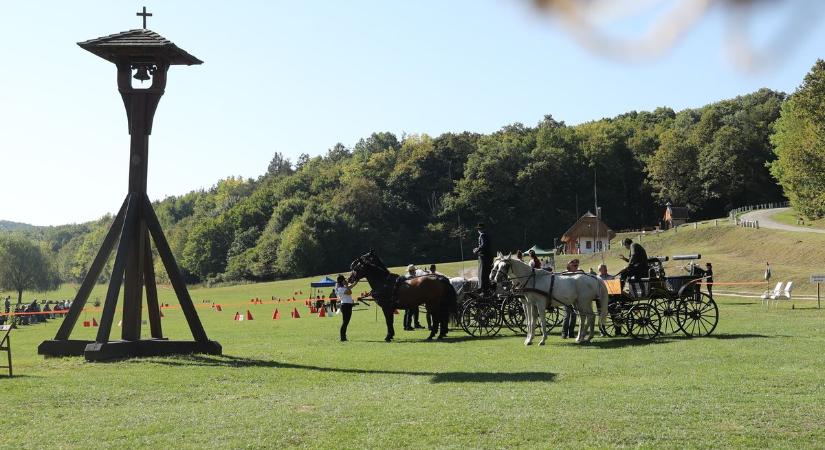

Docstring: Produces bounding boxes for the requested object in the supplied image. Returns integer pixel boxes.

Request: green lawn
[1,290,824,449]
[771,208,825,230]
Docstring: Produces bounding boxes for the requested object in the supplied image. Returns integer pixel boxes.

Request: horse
[490,253,608,346]
[348,250,458,342]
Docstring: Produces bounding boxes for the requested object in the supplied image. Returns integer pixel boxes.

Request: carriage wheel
[544,306,562,329]
[460,301,501,337]
[676,292,719,337]
[501,295,526,333]
[599,301,628,337]
[652,296,681,335]
[628,302,661,340]
[529,306,562,333]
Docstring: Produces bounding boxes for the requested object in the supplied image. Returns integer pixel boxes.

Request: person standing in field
[704,263,714,298]
[561,259,581,339]
[336,275,356,341]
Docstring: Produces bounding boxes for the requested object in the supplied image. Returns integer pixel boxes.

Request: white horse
[490,253,608,346]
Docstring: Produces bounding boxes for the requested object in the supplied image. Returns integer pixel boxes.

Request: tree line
[10,72,818,289]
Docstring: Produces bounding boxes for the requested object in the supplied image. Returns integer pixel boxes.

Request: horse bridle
[492,257,537,291]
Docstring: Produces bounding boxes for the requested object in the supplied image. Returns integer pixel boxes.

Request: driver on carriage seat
[473,223,493,293]
[618,238,649,285]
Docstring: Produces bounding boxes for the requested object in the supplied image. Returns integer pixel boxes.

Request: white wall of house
[575,236,611,254]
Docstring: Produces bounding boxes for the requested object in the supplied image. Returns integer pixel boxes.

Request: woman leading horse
[348,250,457,342]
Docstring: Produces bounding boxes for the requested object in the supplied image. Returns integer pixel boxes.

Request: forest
[12,84,791,286]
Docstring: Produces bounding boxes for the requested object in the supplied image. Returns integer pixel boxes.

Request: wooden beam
[55,197,128,340]
[143,230,163,339]
[122,198,147,341]
[141,196,208,342]
[95,195,137,343]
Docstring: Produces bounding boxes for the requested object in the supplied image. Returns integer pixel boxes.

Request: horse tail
[437,276,459,322]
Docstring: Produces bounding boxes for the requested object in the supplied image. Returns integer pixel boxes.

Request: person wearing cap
[473,223,493,292]
[403,265,424,330]
[561,258,581,338]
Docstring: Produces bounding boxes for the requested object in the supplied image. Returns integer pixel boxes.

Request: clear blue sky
[1,1,823,226]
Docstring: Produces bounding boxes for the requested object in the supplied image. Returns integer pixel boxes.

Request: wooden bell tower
[39,9,221,361]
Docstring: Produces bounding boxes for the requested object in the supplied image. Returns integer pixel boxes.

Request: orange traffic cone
[83,320,90,327]
[273,309,281,320]
[92,318,99,327]
[233,312,242,321]
[215,304,223,312]
[246,310,254,320]
[318,308,326,318]
[292,307,301,319]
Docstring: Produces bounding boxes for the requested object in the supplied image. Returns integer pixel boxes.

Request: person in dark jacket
[704,262,714,298]
[619,238,649,281]
[473,223,493,292]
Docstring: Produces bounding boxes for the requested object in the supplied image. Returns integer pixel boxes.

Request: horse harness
[510,265,556,302]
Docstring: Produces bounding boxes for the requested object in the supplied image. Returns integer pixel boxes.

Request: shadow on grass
[359,333,521,344]
[149,355,555,384]
[699,333,777,340]
[583,332,778,349]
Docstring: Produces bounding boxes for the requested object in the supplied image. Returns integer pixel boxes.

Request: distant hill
[0,220,36,232]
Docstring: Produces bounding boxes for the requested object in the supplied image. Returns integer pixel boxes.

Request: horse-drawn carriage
[458,254,718,341]
[456,279,563,337]
[600,255,718,340]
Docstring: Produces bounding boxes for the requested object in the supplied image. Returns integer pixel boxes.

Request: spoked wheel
[628,302,661,340]
[460,300,502,336]
[599,301,629,337]
[677,292,719,337]
[653,296,681,335]
[540,306,562,332]
[501,295,526,333]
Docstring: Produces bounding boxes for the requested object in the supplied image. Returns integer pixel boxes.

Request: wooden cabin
[560,212,616,254]
[663,202,690,229]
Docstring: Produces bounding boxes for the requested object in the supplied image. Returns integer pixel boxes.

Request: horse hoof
[525,341,532,346]
[426,336,434,341]
[539,341,545,346]
[385,337,392,342]
[437,335,447,340]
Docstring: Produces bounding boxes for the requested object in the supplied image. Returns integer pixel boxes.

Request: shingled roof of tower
[78,29,202,65]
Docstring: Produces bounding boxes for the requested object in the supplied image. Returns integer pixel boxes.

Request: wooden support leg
[144,231,163,339]
[95,195,137,343]
[55,198,128,340]
[141,196,208,342]
[122,206,147,342]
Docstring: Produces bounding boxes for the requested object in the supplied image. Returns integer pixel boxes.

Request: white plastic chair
[772,281,793,307]
[761,282,783,306]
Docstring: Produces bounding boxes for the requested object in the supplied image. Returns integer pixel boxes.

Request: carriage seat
[603,279,622,296]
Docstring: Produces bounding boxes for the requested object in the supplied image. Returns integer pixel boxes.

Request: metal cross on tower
[137,6,152,29]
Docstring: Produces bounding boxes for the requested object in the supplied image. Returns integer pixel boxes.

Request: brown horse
[348,250,457,342]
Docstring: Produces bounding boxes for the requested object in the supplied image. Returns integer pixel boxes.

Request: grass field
[771,208,825,230]
[2,292,824,449]
[3,222,825,448]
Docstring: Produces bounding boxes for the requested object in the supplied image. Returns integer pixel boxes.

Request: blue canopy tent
[311,276,336,288]
[310,276,337,302]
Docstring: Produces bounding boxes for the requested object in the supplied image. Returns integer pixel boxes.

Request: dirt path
[739,207,825,234]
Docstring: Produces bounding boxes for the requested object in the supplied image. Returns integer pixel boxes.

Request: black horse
[348,250,457,342]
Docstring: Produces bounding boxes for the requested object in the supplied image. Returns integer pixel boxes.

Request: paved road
[739,207,825,234]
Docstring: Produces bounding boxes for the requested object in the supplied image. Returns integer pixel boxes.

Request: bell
[133,65,151,82]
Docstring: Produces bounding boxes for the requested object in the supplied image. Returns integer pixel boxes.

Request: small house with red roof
[560,212,616,254]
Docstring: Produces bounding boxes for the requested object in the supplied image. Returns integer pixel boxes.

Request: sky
[1,1,823,226]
